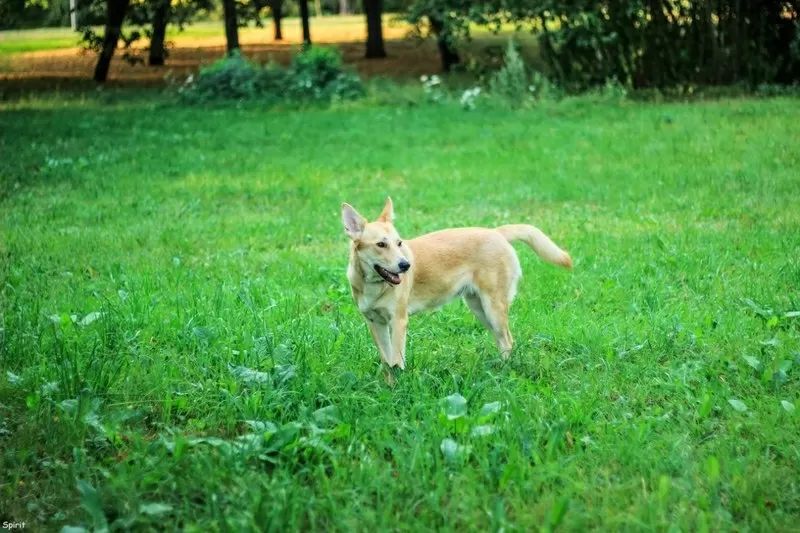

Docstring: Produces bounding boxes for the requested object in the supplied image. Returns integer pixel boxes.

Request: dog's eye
[397,241,403,247]
[376,242,386,248]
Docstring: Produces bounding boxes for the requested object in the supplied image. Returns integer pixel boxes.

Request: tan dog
[342,197,572,375]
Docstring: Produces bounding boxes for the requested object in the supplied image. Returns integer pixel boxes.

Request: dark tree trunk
[270,0,283,41]
[429,15,459,72]
[339,0,349,15]
[148,0,170,66]
[94,0,131,82]
[364,0,386,58]
[223,0,240,53]
[299,0,311,46]
[642,0,677,87]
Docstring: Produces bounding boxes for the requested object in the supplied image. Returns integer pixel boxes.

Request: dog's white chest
[356,284,393,325]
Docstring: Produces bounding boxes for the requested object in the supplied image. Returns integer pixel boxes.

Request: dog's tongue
[375,265,401,285]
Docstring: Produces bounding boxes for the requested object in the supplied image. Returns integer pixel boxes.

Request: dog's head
[341,197,411,285]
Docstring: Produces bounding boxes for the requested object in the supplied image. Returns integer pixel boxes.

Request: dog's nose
[398,260,411,272]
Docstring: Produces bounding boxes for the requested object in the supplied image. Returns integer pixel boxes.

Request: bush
[180,47,365,105]
[285,46,365,102]
[487,39,561,107]
[488,39,529,107]
[179,51,285,103]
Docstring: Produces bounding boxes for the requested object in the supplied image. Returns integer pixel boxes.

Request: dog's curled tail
[495,224,573,270]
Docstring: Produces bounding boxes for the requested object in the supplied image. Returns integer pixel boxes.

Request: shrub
[488,39,528,106]
[180,47,364,105]
[487,39,563,107]
[179,51,286,103]
[286,46,365,102]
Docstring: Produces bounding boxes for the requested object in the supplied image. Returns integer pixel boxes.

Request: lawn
[1,93,799,531]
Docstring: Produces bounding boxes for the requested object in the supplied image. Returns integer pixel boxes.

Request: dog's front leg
[367,320,398,386]
[390,310,408,370]
[366,319,393,367]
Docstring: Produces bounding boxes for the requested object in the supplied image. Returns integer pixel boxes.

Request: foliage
[2,93,800,530]
[403,0,800,89]
[285,45,365,102]
[0,0,72,29]
[179,49,289,102]
[488,39,528,107]
[404,0,503,45]
[180,47,365,104]
[533,0,800,90]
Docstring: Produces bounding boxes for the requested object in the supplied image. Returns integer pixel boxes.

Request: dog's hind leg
[464,293,493,331]
[466,291,514,359]
[482,295,514,359]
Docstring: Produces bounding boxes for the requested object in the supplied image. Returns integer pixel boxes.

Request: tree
[428,14,458,71]
[403,0,799,85]
[531,0,800,89]
[404,0,480,73]
[70,0,78,30]
[146,0,215,66]
[222,0,239,53]
[148,0,170,66]
[76,0,212,81]
[269,0,283,40]
[0,0,76,29]
[299,0,311,45]
[339,0,348,15]
[93,0,131,82]
[364,0,387,58]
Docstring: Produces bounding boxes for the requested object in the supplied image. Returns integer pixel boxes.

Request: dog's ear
[377,196,394,223]
[342,203,366,240]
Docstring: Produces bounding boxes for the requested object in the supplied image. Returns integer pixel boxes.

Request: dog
[341,197,572,376]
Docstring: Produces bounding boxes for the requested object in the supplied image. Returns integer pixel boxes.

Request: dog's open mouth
[374,265,402,285]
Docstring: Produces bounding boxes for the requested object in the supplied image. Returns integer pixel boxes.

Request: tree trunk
[339,0,349,15]
[148,0,170,66]
[364,0,387,58]
[270,0,283,41]
[93,0,130,82]
[70,0,78,30]
[429,15,459,72]
[223,0,240,53]
[314,0,322,17]
[299,0,311,46]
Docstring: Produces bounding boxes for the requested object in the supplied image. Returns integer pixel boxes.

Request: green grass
[0,27,83,55]
[1,92,799,531]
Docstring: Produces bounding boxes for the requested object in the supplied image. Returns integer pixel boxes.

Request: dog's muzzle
[374,265,402,285]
